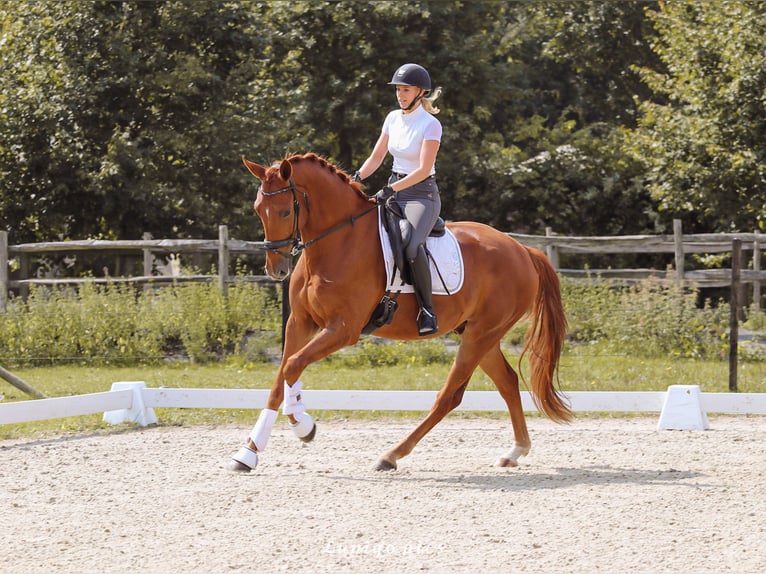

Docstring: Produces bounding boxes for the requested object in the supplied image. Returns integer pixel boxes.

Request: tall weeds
[0,277,742,366]
[0,282,281,365]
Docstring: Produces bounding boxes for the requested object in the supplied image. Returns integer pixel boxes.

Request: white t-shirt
[382,105,442,176]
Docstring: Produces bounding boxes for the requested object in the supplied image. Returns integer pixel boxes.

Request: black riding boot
[408,244,438,336]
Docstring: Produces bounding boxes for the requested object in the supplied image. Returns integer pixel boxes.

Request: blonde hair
[422,87,442,115]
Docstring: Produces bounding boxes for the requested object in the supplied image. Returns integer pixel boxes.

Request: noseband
[259,178,377,258]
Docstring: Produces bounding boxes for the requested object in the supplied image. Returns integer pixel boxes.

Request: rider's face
[395,85,423,111]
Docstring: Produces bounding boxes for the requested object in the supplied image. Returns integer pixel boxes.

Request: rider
[355,63,443,336]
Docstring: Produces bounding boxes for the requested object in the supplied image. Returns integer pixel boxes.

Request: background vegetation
[3,276,766,440]
[3,2,766,439]
[0,278,745,367]
[2,1,766,246]
[2,278,764,439]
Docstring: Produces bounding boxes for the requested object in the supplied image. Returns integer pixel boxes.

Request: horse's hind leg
[479,343,530,467]
[376,334,489,471]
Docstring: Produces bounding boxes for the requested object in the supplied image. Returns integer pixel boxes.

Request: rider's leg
[400,186,441,336]
[408,243,438,336]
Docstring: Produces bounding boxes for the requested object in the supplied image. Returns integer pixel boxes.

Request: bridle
[259,178,378,258]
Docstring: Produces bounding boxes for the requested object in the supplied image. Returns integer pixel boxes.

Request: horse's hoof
[299,422,317,443]
[227,446,258,472]
[496,457,519,468]
[226,459,254,473]
[375,458,397,471]
[291,413,316,442]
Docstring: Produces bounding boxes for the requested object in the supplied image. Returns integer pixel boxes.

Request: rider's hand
[373,186,395,204]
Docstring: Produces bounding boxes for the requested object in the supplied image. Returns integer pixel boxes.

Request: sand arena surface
[1,415,765,573]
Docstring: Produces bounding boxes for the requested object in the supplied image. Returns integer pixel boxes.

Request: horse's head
[243,156,302,281]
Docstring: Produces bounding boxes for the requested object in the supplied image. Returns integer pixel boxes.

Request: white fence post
[102,382,157,427]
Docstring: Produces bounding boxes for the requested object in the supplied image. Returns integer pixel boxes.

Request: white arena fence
[1,382,766,431]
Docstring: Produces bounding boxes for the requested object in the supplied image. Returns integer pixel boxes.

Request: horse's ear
[279,159,292,181]
[242,157,266,180]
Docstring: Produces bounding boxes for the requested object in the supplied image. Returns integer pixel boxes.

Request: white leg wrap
[248,408,279,452]
[232,446,259,470]
[282,380,306,417]
[290,411,315,440]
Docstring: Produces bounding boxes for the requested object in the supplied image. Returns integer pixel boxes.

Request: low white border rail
[2,384,766,429]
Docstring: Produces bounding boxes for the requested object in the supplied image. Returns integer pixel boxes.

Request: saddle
[362,200,446,335]
[381,198,445,285]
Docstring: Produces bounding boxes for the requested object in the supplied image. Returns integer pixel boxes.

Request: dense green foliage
[630,1,766,232]
[0,282,282,364]
[0,278,744,367]
[561,278,731,360]
[4,0,764,247]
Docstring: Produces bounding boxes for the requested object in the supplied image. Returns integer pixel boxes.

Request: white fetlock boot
[229,408,278,472]
[282,381,316,442]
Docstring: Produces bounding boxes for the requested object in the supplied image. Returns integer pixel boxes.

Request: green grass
[3,352,765,440]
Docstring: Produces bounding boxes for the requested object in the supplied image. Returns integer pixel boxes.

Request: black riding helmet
[388,63,431,92]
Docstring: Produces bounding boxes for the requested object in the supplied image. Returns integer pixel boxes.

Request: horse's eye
[280,209,292,219]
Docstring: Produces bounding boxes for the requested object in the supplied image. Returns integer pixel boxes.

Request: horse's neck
[300,187,381,271]
[301,180,371,241]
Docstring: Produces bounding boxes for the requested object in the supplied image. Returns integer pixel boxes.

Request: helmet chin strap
[403,89,427,111]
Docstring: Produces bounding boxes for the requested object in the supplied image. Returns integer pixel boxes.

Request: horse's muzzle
[265,254,292,281]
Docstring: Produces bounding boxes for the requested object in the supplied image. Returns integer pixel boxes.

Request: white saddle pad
[377,210,464,295]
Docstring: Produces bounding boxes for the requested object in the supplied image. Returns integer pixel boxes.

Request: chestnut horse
[228,152,571,472]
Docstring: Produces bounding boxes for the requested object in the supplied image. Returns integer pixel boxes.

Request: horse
[228,152,571,472]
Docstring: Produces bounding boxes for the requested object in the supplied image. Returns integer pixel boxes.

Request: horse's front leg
[279,322,360,436]
[227,313,317,473]
[228,319,359,473]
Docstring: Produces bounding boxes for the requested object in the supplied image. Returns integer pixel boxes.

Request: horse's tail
[520,247,572,423]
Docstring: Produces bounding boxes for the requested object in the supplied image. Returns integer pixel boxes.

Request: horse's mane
[281,152,369,200]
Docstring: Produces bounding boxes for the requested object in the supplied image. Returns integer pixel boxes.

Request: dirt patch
[1,415,765,573]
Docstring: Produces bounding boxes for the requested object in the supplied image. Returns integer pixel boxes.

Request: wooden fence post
[545,227,559,269]
[673,219,684,283]
[18,250,29,300]
[729,239,741,392]
[0,231,8,312]
[218,225,229,298]
[142,232,153,293]
[753,230,761,313]
[0,364,44,398]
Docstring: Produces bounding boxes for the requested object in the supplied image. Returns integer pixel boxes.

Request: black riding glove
[374,186,395,204]
[351,170,362,183]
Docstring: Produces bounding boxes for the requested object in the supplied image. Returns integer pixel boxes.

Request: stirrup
[417,308,438,336]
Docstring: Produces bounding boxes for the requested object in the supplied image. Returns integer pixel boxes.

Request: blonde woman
[356,63,443,336]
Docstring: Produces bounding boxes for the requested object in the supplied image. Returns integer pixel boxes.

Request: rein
[260,178,378,257]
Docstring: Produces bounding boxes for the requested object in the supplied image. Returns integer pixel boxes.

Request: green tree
[0,1,269,242]
[256,1,659,234]
[630,0,766,232]
[0,0,668,244]
[487,1,661,234]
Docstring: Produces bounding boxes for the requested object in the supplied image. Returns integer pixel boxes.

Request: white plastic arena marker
[103,381,158,427]
[657,385,709,431]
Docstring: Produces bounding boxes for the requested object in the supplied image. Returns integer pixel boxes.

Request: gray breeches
[389,175,441,261]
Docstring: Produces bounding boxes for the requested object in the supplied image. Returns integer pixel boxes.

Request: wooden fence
[1,219,765,313]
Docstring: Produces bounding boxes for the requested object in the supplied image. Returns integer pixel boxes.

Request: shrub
[325,336,454,368]
[0,275,739,366]
[0,281,281,365]
[562,277,730,359]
